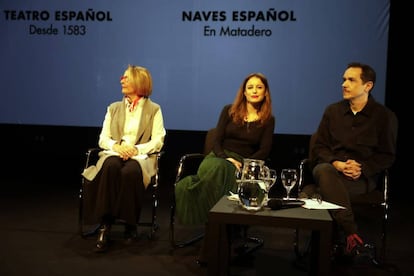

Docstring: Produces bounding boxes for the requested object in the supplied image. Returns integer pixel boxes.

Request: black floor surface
[0,175,412,276]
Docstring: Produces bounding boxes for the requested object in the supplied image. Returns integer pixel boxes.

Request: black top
[213,104,275,160]
[312,95,398,178]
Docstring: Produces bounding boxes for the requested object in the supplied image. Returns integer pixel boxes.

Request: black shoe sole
[94,243,109,253]
[196,259,207,267]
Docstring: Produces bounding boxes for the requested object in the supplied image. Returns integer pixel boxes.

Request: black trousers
[83,156,145,226]
[312,163,375,236]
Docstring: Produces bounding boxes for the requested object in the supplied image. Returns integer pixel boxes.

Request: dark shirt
[213,104,275,160]
[312,95,397,178]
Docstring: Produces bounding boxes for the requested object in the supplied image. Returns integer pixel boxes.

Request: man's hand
[332,159,362,180]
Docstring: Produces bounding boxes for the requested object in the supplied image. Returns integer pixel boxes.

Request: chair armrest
[297,158,319,198]
[175,153,205,183]
[86,147,101,155]
[149,151,165,163]
[180,153,205,161]
[84,147,102,168]
[149,151,164,157]
[298,158,310,191]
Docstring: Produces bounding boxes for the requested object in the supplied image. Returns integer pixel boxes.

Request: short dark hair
[347,62,376,85]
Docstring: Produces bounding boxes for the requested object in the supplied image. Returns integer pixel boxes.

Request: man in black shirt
[310,62,397,258]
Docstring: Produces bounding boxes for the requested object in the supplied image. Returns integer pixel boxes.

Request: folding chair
[294,133,394,266]
[170,128,264,255]
[78,148,163,240]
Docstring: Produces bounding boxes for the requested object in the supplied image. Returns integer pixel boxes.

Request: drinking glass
[281,168,298,200]
[262,167,277,203]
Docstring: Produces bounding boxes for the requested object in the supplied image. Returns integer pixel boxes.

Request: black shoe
[352,243,377,266]
[334,234,375,266]
[124,224,137,245]
[95,224,111,253]
[196,259,207,267]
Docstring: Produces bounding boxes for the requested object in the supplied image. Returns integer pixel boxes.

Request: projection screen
[0,0,390,135]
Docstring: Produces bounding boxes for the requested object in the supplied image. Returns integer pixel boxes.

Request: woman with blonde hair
[82,65,166,252]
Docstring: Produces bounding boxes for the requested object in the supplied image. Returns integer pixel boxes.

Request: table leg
[310,228,332,276]
[207,222,230,275]
[318,227,331,276]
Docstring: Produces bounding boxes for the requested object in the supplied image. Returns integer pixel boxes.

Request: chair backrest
[204,128,216,154]
[308,132,317,160]
[174,128,216,182]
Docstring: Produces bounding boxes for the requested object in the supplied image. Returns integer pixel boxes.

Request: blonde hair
[127,65,153,97]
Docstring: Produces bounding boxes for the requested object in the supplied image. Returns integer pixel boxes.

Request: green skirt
[175,151,242,225]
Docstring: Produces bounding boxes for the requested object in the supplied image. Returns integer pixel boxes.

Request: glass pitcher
[237,158,267,211]
[241,159,265,180]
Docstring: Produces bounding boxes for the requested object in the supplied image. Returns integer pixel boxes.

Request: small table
[206,196,333,276]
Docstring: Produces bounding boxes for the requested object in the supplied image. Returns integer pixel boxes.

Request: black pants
[312,163,375,235]
[83,156,145,226]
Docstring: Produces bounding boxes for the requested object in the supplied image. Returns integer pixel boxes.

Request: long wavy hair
[229,72,273,126]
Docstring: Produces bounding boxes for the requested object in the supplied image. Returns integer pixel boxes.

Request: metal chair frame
[169,152,206,248]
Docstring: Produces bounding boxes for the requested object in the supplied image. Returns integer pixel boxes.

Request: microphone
[267,198,305,210]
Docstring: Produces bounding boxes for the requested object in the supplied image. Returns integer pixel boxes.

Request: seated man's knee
[313,163,337,180]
